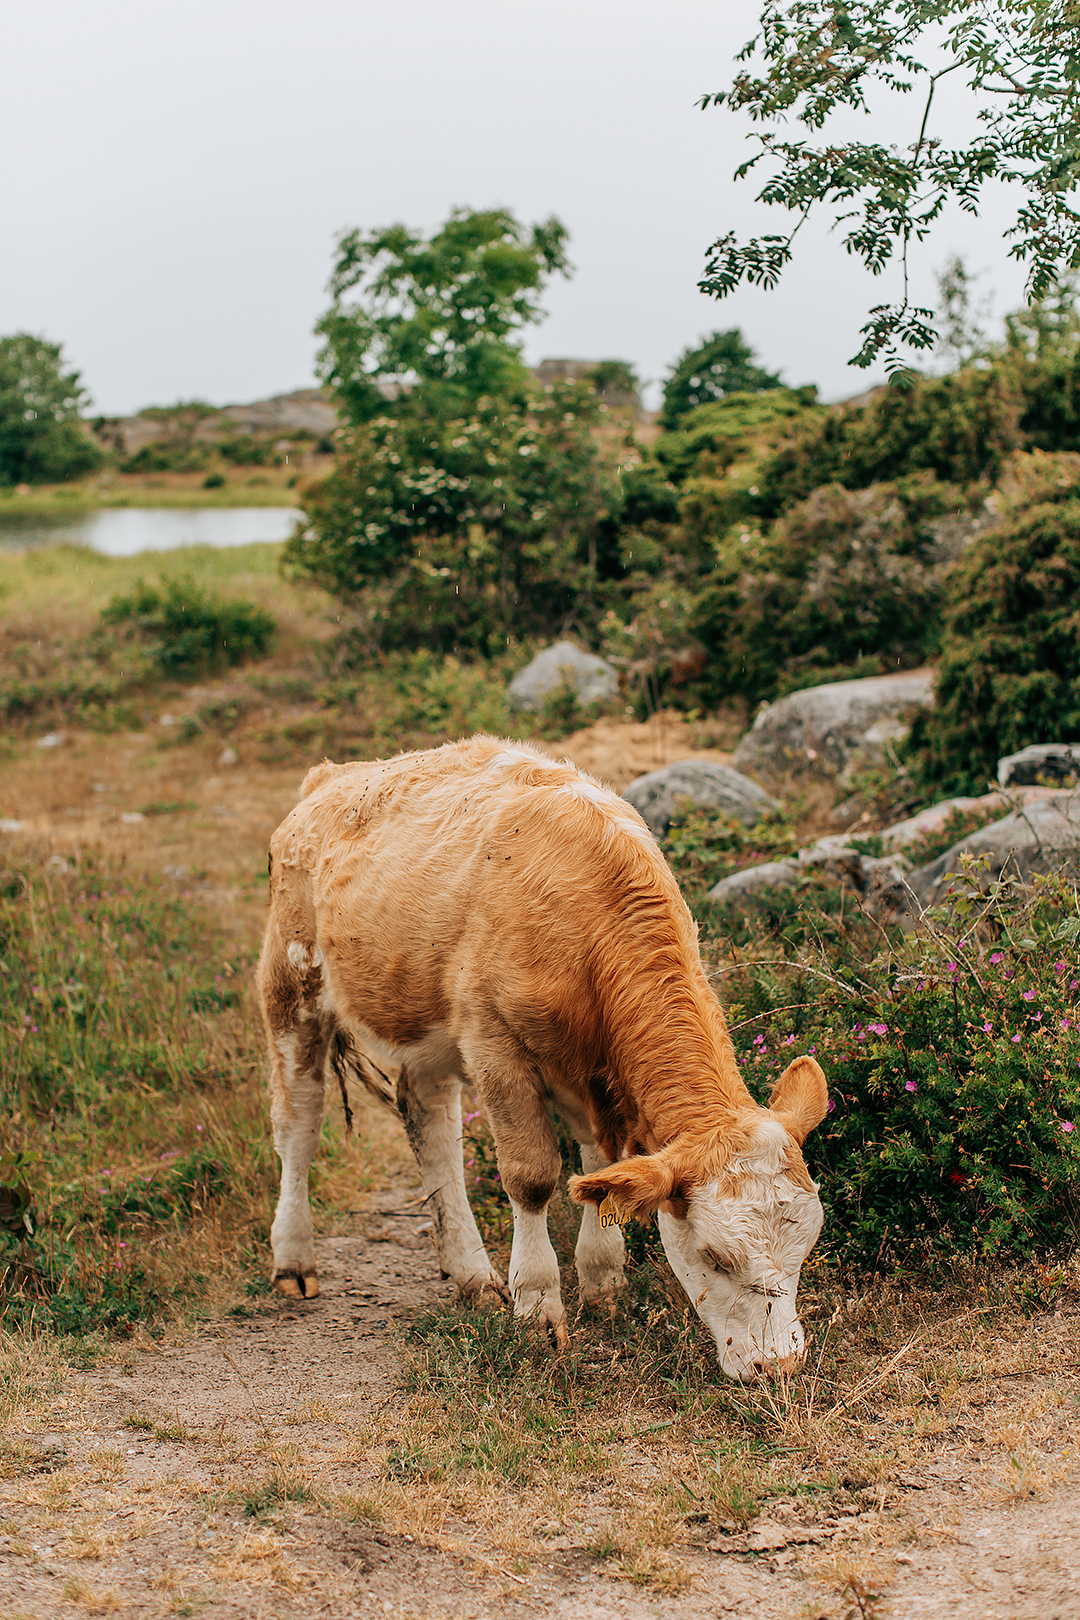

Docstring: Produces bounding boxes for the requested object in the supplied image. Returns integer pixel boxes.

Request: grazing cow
[257,736,828,1380]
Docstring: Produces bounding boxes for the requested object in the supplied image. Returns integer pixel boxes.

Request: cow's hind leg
[397,1068,507,1306]
[574,1142,627,1313]
[260,944,332,1300]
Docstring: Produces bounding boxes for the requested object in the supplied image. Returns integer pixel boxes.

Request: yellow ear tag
[598,1194,625,1229]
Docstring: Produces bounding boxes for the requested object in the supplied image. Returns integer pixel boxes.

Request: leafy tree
[659,330,783,428]
[697,0,1080,378]
[284,382,614,653]
[0,334,102,484]
[934,253,994,370]
[316,208,571,422]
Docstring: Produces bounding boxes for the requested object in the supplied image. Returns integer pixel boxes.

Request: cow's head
[570,1057,828,1381]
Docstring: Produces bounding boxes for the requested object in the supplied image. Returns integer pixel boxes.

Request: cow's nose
[749,1342,806,1380]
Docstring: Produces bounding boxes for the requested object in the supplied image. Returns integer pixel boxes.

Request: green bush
[658,330,784,430]
[119,442,211,475]
[689,475,966,706]
[216,435,282,467]
[285,383,615,653]
[0,333,103,484]
[700,871,1080,1266]
[100,576,275,677]
[909,462,1080,793]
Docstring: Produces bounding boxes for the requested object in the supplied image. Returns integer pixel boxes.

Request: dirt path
[4,717,1080,1618]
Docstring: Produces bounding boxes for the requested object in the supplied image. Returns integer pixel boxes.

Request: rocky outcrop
[707,839,908,913]
[997,743,1080,789]
[732,673,935,784]
[905,789,1080,912]
[621,760,778,837]
[507,643,618,713]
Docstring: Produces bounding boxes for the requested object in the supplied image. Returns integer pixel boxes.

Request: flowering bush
[707,871,1080,1267]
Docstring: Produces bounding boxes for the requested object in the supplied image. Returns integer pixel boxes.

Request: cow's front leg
[268,1026,329,1299]
[398,1069,506,1305]
[574,1142,627,1313]
[507,1198,569,1349]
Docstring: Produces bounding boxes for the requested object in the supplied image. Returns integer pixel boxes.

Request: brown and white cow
[257,735,828,1380]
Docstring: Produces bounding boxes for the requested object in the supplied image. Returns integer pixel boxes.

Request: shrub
[0,333,103,485]
[700,870,1080,1267]
[119,442,211,475]
[215,435,282,467]
[689,475,967,706]
[756,365,1025,515]
[658,330,784,430]
[100,577,275,677]
[909,467,1080,793]
[285,383,615,653]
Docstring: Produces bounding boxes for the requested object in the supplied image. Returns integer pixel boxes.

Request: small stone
[0,820,23,833]
[218,746,241,767]
[121,811,146,824]
[507,641,618,712]
[35,732,65,749]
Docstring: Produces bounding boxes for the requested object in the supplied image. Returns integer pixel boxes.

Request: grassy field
[0,472,303,517]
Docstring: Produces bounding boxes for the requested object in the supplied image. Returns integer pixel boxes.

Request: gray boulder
[732,673,934,784]
[708,837,909,914]
[905,789,1080,913]
[997,743,1080,789]
[507,641,618,713]
[622,760,778,837]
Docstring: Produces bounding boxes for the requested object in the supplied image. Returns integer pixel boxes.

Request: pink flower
[1011,1034,1022,1044]
[905,1080,918,1092]
[827,1098,835,1113]
[868,1022,888,1036]
[990,952,1004,965]
[1022,988,1036,1001]
[781,1034,795,1046]
[982,1021,993,1033]
[946,962,959,975]
[1061,1020,1072,1032]
[1055,961,1068,974]
[1062,1121,1075,1135]
[753,1033,767,1047]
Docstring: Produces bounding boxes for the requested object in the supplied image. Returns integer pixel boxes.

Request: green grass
[0,848,357,1337]
[0,541,306,619]
[0,485,298,516]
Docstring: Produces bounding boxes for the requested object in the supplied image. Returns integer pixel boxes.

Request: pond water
[0,505,301,557]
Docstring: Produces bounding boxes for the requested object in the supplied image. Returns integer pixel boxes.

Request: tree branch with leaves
[698,0,1080,379]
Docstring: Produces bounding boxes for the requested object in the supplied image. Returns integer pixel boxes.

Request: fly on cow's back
[257,734,829,1380]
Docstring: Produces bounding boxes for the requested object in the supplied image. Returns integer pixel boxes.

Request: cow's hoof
[462,1273,511,1309]
[580,1273,626,1317]
[272,1268,320,1299]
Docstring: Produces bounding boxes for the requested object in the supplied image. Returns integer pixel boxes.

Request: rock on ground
[997,742,1080,789]
[732,672,934,784]
[508,642,619,713]
[622,759,778,837]
[906,788,1080,912]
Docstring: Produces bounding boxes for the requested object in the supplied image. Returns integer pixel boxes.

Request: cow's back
[266,736,690,1066]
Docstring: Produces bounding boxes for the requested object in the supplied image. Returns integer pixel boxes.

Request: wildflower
[990,952,1004,965]
[1031,1012,1043,1023]
[1062,1122,1076,1135]
[827,1099,835,1113]
[1055,961,1068,974]
[1061,1020,1072,1032]
[809,1044,817,1054]
[868,1022,888,1036]
[1072,980,1079,991]
[946,962,959,975]
[1022,988,1036,1001]
[1011,1034,1022,1044]
[753,1033,767,1047]
[905,1080,918,1092]
[781,1034,795,1046]
[982,1021,993,1033]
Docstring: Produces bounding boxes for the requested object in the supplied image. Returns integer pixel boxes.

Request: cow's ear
[769,1056,829,1145]
[569,1152,678,1219]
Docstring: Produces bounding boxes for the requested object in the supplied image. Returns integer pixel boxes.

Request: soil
[3,712,1080,1619]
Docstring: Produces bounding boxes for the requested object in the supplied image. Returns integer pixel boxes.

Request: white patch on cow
[286,940,311,971]
[486,749,535,772]
[574,1143,627,1306]
[658,1117,824,1380]
[558,779,612,808]
[508,1198,566,1334]
[614,815,651,843]
[269,1030,327,1284]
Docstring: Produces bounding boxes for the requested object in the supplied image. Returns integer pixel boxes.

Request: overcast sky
[2,0,1031,415]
